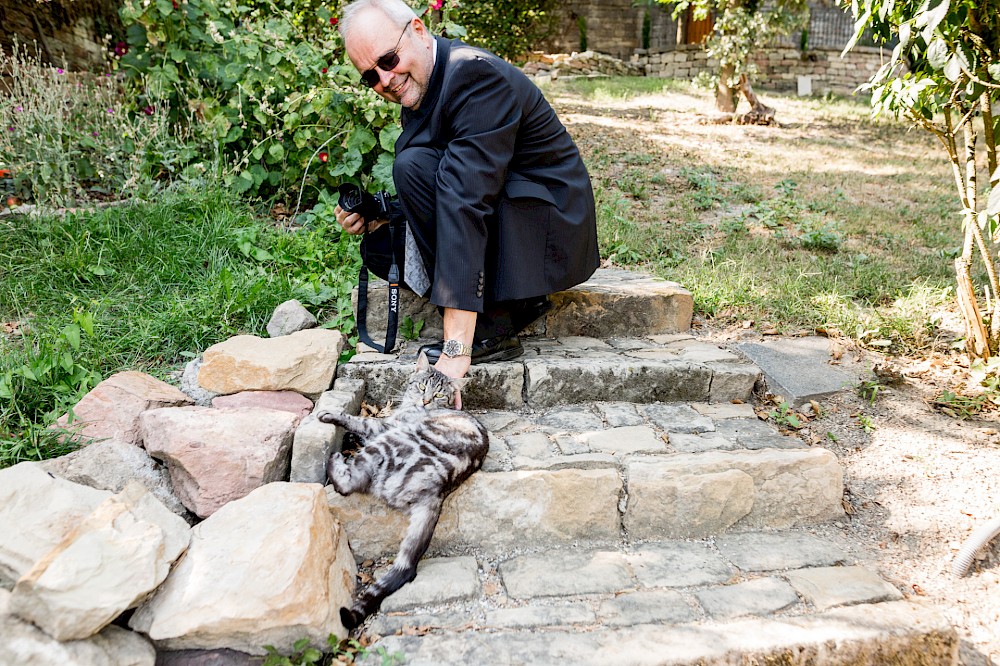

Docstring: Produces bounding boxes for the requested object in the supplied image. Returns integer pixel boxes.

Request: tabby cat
[318,352,489,630]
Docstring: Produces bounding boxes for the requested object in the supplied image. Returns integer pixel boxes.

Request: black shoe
[511,296,553,334]
[419,335,524,365]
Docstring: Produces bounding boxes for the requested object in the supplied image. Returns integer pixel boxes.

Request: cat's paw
[317,410,338,424]
[340,606,365,631]
[326,452,348,490]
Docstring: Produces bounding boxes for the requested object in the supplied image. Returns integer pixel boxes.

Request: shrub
[116,0,402,201]
[0,42,179,207]
[454,0,559,62]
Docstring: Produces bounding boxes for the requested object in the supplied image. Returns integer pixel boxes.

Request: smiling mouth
[389,75,408,96]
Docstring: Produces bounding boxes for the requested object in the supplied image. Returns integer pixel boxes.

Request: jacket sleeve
[429,54,521,312]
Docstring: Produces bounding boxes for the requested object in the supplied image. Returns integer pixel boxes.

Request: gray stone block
[627,542,735,588]
[784,566,903,611]
[641,403,715,434]
[737,337,861,407]
[597,589,696,626]
[501,549,635,599]
[715,532,849,572]
[713,418,807,450]
[289,385,364,484]
[484,602,596,629]
[695,577,801,619]
[379,556,481,612]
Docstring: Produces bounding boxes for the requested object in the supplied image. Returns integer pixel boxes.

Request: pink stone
[211,391,313,418]
[54,371,193,446]
[140,406,299,518]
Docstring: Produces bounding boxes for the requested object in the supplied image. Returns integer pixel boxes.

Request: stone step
[353,267,694,342]
[324,401,844,559]
[337,334,761,410]
[355,534,957,665]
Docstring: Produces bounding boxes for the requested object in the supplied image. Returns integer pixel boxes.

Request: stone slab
[715,532,849,572]
[784,566,904,611]
[364,602,957,666]
[737,337,860,407]
[694,577,801,619]
[501,549,634,600]
[626,542,735,589]
[379,557,480,613]
[597,589,697,626]
[484,603,597,629]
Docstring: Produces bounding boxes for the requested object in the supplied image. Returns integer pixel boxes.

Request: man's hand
[334,204,386,235]
[433,354,471,410]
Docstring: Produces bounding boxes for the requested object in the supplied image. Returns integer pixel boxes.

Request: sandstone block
[211,391,313,417]
[695,577,801,619]
[54,371,192,445]
[626,461,755,539]
[41,438,188,518]
[715,532,848,572]
[10,482,190,640]
[597,589,696,626]
[130,483,356,655]
[0,462,110,587]
[266,299,317,337]
[140,406,299,518]
[379,556,480,612]
[327,468,622,558]
[626,541,735,588]
[198,328,343,396]
[579,425,666,455]
[1,589,155,666]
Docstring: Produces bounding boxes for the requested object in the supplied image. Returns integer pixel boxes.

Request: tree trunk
[735,73,776,125]
[715,64,738,113]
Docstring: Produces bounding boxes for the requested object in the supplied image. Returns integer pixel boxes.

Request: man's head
[340,0,435,110]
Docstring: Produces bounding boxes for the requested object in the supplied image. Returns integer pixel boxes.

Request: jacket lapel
[396,37,450,152]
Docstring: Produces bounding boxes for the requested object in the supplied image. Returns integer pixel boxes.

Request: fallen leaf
[361,559,374,568]
[911,584,926,596]
[741,320,754,329]
[762,328,780,336]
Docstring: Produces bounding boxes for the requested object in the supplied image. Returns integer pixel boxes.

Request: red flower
[143,105,155,115]
[319,152,329,163]
[172,0,178,7]
[114,41,128,57]
[330,17,339,25]
[321,67,328,73]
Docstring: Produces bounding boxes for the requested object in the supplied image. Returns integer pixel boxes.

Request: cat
[317,352,489,630]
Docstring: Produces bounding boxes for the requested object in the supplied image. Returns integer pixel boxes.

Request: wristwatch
[442,339,473,358]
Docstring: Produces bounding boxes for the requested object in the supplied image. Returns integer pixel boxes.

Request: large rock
[53,371,192,445]
[10,482,190,640]
[140,406,300,518]
[129,483,356,656]
[211,390,314,417]
[0,589,155,666]
[41,438,188,518]
[327,468,622,558]
[0,462,110,588]
[197,329,344,397]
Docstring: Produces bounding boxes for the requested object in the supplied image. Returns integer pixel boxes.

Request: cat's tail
[340,499,442,631]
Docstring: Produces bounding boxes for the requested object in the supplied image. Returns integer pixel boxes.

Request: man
[336,0,599,381]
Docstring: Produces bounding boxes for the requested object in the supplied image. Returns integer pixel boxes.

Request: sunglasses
[360,21,412,88]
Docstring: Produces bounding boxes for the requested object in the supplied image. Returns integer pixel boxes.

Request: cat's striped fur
[318,353,489,630]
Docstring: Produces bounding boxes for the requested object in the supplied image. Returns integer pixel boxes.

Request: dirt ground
[551,83,1000,663]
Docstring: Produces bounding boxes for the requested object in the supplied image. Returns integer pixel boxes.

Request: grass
[0,187,359,466]
[547,77,963,354]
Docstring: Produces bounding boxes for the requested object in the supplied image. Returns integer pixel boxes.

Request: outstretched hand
[433,354,471,410]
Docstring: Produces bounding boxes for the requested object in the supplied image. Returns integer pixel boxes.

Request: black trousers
[361,146,545,340]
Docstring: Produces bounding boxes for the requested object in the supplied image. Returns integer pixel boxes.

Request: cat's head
[403,352,468,408]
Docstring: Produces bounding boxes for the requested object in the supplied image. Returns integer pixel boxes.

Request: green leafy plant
[455,0,555,61]
[400,316,425,341]
[857,414,876,434]
[767,401,803,430]
[930,389,990,419]
[117,0,403,200]
[857,377,885,405]
[262,634,404,666]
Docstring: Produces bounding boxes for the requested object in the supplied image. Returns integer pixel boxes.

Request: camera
[338,183,393,222]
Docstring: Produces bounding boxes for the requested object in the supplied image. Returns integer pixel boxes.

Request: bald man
[335,0,599,380]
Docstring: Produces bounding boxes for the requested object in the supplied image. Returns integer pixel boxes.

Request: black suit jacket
[396,37,599,312]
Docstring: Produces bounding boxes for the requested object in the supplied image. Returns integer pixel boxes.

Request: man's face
[345,11,435,110]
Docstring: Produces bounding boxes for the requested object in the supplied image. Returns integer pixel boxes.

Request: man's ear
[416,351,431,372]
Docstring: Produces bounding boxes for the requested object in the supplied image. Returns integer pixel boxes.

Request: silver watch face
[442,339,468,357]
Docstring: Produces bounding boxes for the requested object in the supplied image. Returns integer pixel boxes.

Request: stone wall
[632,45,885,96]
[0,0,121,70]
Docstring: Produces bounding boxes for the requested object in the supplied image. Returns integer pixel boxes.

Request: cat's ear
[416,351,431,372]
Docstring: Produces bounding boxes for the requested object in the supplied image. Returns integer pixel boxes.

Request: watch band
[442,339,473,358]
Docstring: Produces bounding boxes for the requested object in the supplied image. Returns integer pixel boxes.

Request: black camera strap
[356,221,399,354]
